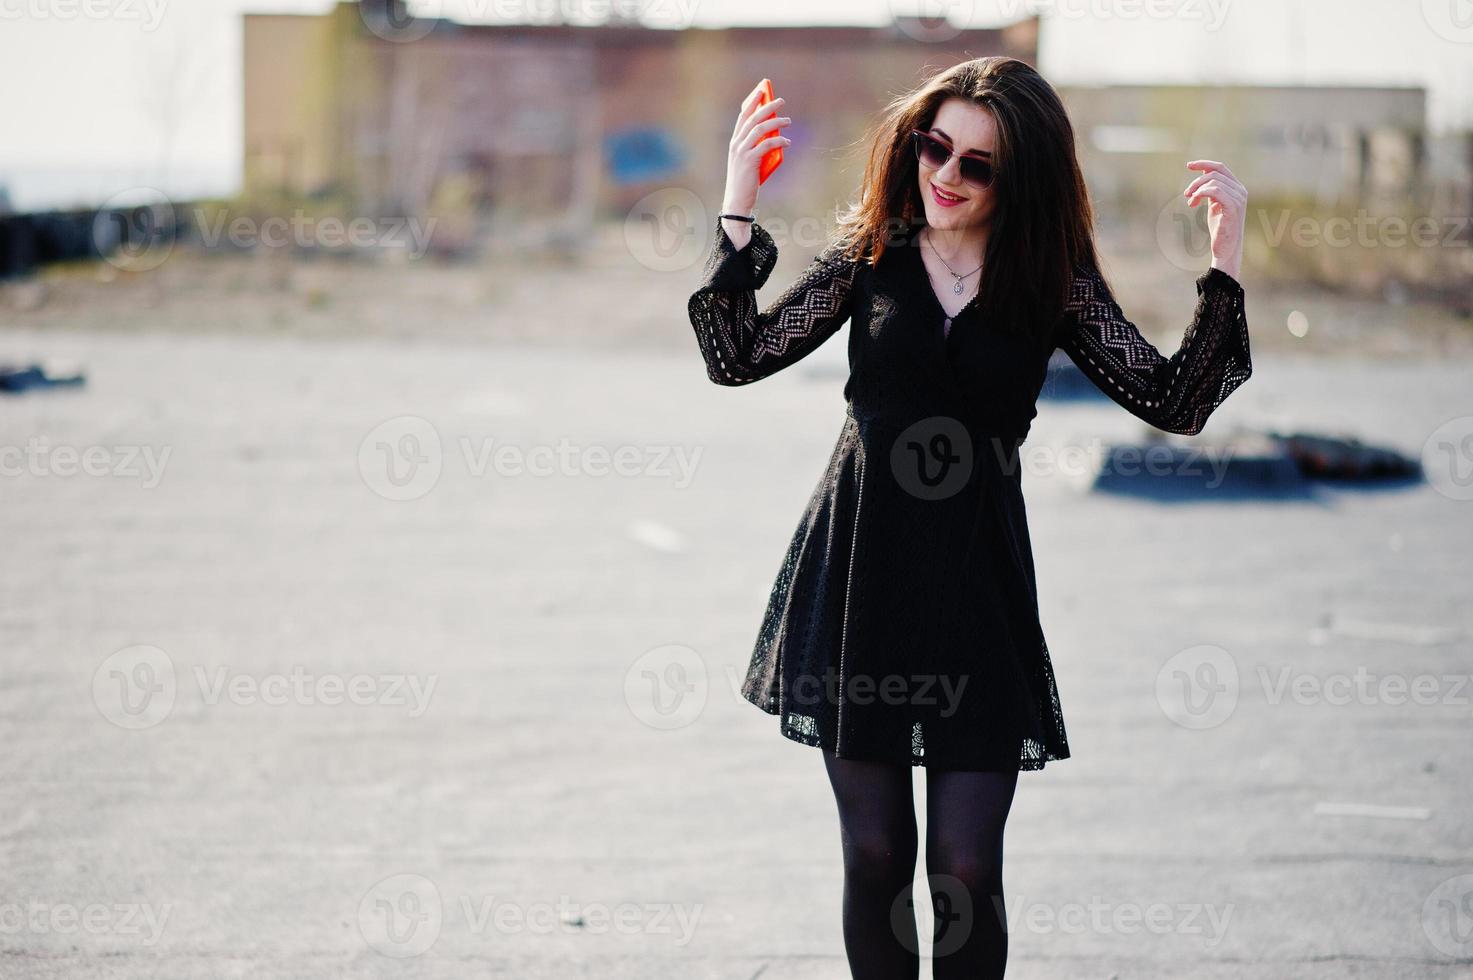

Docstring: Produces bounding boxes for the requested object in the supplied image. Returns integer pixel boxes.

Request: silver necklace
[921,227,983,295]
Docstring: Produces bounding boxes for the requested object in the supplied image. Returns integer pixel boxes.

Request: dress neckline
[909,224,982,349]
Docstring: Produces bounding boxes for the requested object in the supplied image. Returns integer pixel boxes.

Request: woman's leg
[923,766,1020,979]
[822,747,921,980]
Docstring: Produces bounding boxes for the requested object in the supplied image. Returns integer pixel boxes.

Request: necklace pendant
[952,278,963,295]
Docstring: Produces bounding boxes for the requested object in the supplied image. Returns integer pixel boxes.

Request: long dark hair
[833,56,1101,346]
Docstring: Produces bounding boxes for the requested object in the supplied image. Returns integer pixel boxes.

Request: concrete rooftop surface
[0,323,1470,979]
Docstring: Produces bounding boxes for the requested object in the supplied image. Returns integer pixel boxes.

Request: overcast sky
[1,0,1470,209]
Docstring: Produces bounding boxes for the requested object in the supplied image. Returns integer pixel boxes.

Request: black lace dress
[687,216,1253,771]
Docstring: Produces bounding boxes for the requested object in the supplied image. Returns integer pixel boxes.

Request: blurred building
[242,0,1039,253]
[1059,83,1433,212]
[1060,82,1473,305]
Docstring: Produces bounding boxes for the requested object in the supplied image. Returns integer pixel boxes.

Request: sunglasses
[911,129,997,190]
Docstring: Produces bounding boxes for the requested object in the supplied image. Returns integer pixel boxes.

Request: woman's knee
[842,825,918,881]
[925,839,1003,893]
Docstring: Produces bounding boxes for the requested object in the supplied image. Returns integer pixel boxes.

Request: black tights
[822,748,1019,979]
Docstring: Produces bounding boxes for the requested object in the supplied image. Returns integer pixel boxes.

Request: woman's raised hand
[721,83,792,229]
[1184,160,1248,282]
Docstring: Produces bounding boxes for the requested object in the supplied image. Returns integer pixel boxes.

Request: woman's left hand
[1184,160,1247,282]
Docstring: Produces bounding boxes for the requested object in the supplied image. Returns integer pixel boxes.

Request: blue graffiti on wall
[604,126,686,185]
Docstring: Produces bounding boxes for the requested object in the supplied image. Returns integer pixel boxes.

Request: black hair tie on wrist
[718,212,755,223]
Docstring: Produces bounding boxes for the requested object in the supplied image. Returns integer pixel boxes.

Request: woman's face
[915,96,998,234]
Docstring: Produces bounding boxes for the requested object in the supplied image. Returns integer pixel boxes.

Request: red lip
[930,182,967,207]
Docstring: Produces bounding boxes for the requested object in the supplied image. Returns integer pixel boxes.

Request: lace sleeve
[1055,264,1253,436]
[687,216,863,386]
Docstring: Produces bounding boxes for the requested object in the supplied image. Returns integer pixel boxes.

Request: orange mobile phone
[755,78,783,184]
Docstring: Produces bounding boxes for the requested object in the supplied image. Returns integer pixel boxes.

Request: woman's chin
[923,205,985,231]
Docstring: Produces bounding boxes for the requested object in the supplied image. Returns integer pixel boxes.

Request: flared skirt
[739,407,1071,771]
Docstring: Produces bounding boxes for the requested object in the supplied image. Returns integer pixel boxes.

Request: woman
[686,57,1252,978]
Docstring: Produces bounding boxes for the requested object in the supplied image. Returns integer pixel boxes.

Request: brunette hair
[833,56,1101,344]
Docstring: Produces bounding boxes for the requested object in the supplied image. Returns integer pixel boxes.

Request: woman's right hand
[720,84,791,245]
